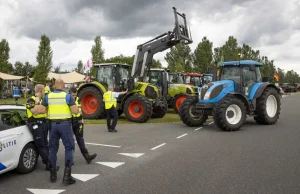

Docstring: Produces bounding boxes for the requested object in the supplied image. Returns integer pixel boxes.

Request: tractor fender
[253,83,280,99]
[228,92,251,114]
[77,82,107,96]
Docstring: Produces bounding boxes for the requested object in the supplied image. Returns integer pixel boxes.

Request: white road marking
[195,127,203,131]
[96,162,125,168]
[208,122,214,125]
[176,133,188,139]
[27,189,65,194]
[84,142,121,148]
[71,174,99,182]
[150,143,166,150]
[118,153,144,158]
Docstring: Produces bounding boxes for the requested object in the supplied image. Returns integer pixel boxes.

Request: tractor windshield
[146,71,163,86]
[185,76,201,86]
[96,66,114,88]
[220,66,241,83]
[203,75,213,84]
[169,74,184,84]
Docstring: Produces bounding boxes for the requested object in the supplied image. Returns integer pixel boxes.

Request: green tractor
[146,68,196,113]
[77,7,193,123]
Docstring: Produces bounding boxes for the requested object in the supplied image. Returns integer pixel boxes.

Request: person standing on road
[25,84,59,171]
[34,79,79,185]
[69,87,97,164]
[103,86,128,132]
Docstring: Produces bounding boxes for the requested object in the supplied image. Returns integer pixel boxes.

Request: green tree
[33,35,53,83]
[276,67,285,84]
[152,59,162,68]
[193,36,213,73]
[23,62,34,77]
[54,66,60,73]
[105,55,134,65]
[13,61,24,76]
[222,36,240,61]
[240,43,260,60]
[75,60,84,74]
[91,36,105,77]
[165,42,193,72]
[0,39,12,74]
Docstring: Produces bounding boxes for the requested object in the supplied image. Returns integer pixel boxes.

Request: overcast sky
[1,0,299,73]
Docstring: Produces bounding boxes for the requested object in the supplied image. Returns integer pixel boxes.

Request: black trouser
[72,118,88,155]
[106,107,118,130]
[29,120,49,164]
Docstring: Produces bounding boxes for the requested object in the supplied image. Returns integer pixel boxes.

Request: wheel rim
[226,104,242,125]
[23,148,36,169]
[176,96,187,110]
[188,103,201,119]
[266,95,277,117]
[128,101,144,118]
[81,94,98,114]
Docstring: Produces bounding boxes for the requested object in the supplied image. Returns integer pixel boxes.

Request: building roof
[0,72,24,80]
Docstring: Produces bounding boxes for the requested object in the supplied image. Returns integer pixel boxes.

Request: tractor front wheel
[79,87,105,119]
[151,101,168,118]
[172,94,188,113]
[254,87,281,124]
[179,96,208,127]
[124,94,153,123]
[213,95,247,131]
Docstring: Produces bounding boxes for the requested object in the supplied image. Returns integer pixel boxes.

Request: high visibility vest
[103,91,117,109]
[26,96,47,119]
[44,86,50,94]
[72,97,82,118]
[47,92,72,120]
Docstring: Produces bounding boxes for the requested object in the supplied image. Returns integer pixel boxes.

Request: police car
[0,104,38,175]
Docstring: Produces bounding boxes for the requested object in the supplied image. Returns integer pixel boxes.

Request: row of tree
[0,35,299,86]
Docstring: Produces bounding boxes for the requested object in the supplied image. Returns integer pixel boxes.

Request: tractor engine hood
[199,80,235,103]
[169,83,195,94]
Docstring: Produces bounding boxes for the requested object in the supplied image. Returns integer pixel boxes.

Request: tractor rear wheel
[124,94,153,123]
[151,101,168,118]
[172,94,188,113]
[78,87,105,119]
[213,95,246,131]
[254,87,281,124]
[179,96,208,127]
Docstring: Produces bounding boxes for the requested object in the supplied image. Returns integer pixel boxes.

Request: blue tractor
[179,60,281,131]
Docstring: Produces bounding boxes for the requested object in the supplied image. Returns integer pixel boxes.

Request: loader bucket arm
[131,7,193,81]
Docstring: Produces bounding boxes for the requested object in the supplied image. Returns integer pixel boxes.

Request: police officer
[44,83,51,95]
[69,87,97,164]
[35,79,79,185]
[26,84,59,171]
[103,86,127,132]
[12,85,20,104]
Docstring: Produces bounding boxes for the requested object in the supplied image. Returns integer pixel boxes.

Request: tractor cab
[94,63,131,92]
[183,73,203,87]
[219,60,262,96]
[203,74,213,85]
[169,73,184,84]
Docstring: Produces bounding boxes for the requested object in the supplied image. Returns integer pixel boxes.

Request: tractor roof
[204,74,213,76]
[183,73,203,76]
[150,68,170,72]
[93,63,131,67]
[221,60,262,66]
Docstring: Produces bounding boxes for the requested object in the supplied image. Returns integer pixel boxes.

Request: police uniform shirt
[41,90,76,110]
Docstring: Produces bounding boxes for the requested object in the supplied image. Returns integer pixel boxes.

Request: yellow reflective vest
[103,91,117,109]
[26,96,47,119]
[47,92,72,120]
[72,97,82,118]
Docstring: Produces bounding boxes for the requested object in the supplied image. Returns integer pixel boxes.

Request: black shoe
[62,167,76,185]
[83,153,97,164]
[50,168,57,183]
[111,129,118,132]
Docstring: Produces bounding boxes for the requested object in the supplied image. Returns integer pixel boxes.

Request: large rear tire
[151,101,168,118]
[213,95,247,131]
[172,94,188,113]
[78,87,105,119]
[124,94,153,123]
[254,87,281,124]
[179,96,208,127]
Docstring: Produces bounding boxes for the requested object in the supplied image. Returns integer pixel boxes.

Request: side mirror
[262,77,269,82]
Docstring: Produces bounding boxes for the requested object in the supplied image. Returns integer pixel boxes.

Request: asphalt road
[1,93,299,194]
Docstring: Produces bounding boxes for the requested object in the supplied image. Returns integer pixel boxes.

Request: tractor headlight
[204,91,211,100]
[202,84,209,89]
